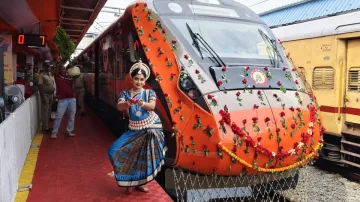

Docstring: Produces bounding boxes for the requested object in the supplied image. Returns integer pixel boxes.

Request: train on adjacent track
[71,0,324,196]
[271,10,360,175]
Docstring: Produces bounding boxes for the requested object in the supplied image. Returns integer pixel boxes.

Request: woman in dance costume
[108,59,166,194]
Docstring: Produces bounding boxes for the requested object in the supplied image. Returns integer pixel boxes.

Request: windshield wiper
[186,23,204,59]
[195,33,227,67]
[186,23,226,67]
[258,29,283,68]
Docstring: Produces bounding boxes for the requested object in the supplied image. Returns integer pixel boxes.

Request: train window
[117,57,123,79]
[312,67,334,90]
[128,33,136,62]
[348,67,360,92]
[115,34,122,79]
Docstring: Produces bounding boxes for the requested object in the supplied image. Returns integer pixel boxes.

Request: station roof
[260,0,360,28]
[59,0,107,45]
[0,0,107,62]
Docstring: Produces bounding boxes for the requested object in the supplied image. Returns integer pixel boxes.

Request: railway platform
[15,106,172,202]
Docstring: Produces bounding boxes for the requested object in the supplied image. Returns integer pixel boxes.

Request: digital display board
[17,34,46,47]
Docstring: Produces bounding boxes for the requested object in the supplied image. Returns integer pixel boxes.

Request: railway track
[210,193,292,202]
[282,165,360,202]
[316,158,360,182]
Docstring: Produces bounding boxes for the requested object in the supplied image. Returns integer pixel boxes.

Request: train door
[114,32,122,105]
[108,36,116,107]
[345,39,360,124]
[121,31,136,89]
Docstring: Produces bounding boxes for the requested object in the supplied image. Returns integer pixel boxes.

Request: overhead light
[189,4,239,18]
[168,3,183,13]
[196,0,220,4]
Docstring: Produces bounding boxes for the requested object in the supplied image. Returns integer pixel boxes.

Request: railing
[0,92,41,202]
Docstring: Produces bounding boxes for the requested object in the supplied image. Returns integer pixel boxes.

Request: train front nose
[174,89,322,175]
[212,89,322,173]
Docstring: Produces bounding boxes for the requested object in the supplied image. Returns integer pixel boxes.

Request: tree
[54,26,76,65]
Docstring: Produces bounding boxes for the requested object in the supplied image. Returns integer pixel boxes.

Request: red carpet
[27,107,173,202]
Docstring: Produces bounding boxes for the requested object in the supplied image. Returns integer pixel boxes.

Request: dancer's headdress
[129,58,150,80]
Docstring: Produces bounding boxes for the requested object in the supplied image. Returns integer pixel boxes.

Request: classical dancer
[108,59,166,194]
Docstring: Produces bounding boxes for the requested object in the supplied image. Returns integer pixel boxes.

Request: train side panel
[281,36,343,136]
[279,31,360,168]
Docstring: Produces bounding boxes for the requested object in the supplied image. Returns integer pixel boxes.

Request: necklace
[130,88,142,93]
[131,89,144,117]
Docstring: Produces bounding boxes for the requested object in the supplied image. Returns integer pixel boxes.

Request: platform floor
[26,107,173,202]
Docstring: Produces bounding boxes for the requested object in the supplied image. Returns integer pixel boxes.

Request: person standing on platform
[74,68,86,116]
[108,59,166,194]
[51,66,76,139]
[38,64,55,134]
[50,66,57,120]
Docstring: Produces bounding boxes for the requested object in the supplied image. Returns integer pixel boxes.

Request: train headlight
[188,89,199,99]
[175,57,211,113]
[180,78,193,91]
[177,57,201,100]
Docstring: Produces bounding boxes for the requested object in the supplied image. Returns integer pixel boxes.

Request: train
[71,0,324,196]
[271,10,360,174]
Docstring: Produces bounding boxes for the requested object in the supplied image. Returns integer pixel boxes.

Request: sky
[87,0,133,33]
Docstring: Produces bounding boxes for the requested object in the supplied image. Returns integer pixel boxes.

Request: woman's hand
[138,99,155,111]
[137,99,144,107]
[126,100,134,107]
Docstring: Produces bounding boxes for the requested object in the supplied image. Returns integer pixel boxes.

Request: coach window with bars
[312,67,334,90]
[348,67,360,92]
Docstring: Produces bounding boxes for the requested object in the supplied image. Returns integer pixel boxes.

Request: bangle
[140,101,145,107]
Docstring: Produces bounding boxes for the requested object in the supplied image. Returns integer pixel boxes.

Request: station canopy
[0,0,107,62]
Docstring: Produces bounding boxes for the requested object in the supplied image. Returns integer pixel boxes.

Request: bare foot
[107,171,114,177]
[135,185,149,193]
[125,187,131,194]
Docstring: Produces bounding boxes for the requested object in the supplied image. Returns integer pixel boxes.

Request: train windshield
[164,17,283,66]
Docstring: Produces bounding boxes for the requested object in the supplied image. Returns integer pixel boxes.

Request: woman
[108,59,166,194]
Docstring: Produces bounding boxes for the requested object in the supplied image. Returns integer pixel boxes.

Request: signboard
[0,34,12,52]
[17,34,46,47]
[0,34,13,84]
[4,51,13,84]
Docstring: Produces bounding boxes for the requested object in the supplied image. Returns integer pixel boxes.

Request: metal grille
[348,68,360,92]
[172,164,314,202]
[312,67,334,90]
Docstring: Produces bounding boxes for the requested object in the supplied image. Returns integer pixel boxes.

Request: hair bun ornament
[130,58,151,80]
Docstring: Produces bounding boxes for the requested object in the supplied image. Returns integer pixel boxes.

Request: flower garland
[218,104,323,167]
[217,142,323,173]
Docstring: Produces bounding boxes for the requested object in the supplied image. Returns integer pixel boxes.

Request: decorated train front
[131,0,325,175]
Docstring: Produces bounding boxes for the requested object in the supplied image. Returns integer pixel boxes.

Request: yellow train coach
[271,11,360,170]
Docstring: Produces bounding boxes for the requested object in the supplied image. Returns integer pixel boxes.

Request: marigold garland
[218,142,323,173]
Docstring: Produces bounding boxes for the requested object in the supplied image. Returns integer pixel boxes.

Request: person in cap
[38,64,55,134]
[107,59,166,194]
[74,66,86,116]
[50,66,57,120]
[51,66,77,139]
